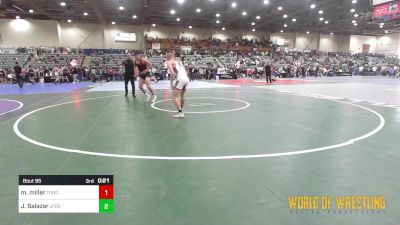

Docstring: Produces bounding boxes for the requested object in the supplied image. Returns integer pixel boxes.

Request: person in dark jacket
[265,64,272,84]
[14,62,23,88]
[123,53,135,97]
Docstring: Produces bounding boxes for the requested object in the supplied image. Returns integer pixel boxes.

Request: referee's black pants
[124,75,135,95]
[16,74,24,88]
[266,74,272,83]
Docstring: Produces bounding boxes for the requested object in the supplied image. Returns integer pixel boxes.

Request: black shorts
[139,73,150,80]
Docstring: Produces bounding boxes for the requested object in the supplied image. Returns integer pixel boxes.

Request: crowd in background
[145,36,273,48]
[1,44,400,85]
[221,51,400,79]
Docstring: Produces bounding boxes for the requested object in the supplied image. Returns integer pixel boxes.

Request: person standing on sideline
[265,64,272,84]
[123,53,135,97]
[14,62,23,88]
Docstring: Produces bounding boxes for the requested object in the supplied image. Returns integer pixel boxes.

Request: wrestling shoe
[146,94,151,102]
[152,95,157,103]
[172,113,185,118]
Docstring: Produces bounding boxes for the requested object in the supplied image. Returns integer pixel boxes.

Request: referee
[265,64,272,84]
[123,53,135,97]
[14,62,23,88]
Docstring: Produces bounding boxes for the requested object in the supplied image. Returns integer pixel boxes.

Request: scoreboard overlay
[18,175,114,213]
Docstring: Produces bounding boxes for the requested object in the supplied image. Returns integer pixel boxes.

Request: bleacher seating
[0,54,29,70]
[31,53,84,69]
[91,54,125,69]
[183,55,217,68]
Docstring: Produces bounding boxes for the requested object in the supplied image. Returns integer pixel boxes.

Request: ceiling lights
[48,0,369,35]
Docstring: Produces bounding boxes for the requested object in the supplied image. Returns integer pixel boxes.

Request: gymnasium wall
[0,18,400,56]
[0,19,144,49]
[319,34,350,52]
[58,22,105,49]
[376,33,400,56]
[54,22,144,49]
[347,34,400,58]
[269,33,348,52]
[349,33,400,57]
[349,35,378,53]
[0,19,59,47]
[295,33,319,50]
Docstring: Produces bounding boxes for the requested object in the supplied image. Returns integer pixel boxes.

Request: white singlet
[174,61,189,90]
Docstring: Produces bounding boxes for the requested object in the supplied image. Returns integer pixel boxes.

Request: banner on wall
[181,46,192,51]
[152,43,161,50]
[374,1,400,20]
[373,0,394,6]
[276,38,285,46]
[362,44,371,53]
[115,33,136,42]
[276,38,291,46]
